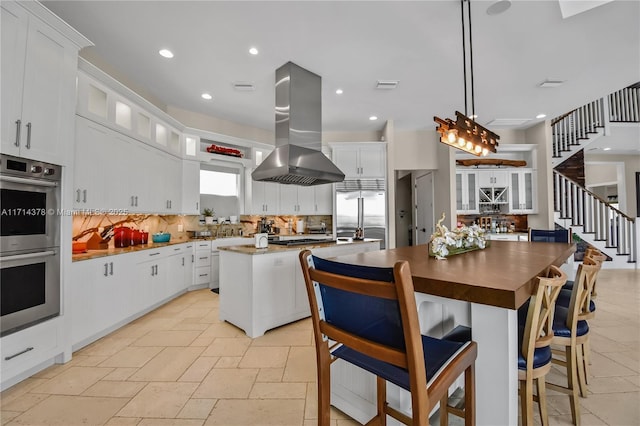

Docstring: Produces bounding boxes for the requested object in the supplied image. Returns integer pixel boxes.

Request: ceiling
[43,0,639,152]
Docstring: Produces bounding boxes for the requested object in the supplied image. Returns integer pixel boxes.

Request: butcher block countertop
[218,238,380,255]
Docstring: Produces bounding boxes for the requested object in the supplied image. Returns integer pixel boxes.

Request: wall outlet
[178,224,184,232]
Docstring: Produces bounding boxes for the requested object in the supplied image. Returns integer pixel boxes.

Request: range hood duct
[251,62,345,186]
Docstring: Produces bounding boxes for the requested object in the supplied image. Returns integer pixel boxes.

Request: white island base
[218,240,381,338]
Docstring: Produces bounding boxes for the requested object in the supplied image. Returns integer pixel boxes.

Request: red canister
[113,227,131,248]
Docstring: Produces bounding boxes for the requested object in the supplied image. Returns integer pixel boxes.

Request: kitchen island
[218,239,380,338]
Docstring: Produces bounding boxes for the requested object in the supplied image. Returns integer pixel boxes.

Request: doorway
[415,172,434,246]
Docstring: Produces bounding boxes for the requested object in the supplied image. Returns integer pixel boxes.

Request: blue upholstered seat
[556,288,596,313]
[553,305,589,338]
[333,335,466,390]
[529,228,570,243]
[517,326,552,370]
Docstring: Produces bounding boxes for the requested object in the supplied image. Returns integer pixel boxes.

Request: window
[200,169,238,196]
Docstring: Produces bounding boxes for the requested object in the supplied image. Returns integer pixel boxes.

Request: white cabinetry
[167,245,188,296]
[194,241,212,287]
[69,254,133,349]
[181,160,200,214]
[251,180,279,214]
[332,143,386,179]
[509,170,536,213]
[456,171,479,214]
[313,183,333,215]
[1,1,90,165]
[210,237,248,289]
[478,170,509,188]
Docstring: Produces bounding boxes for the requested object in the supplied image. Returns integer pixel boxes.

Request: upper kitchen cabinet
[251,180,279,215]
[456,170,479,214]
[331,143,386,179]
[76,62,184,158]
[1,1,91,165]
[509,170,537,214]
[181,160,200,215]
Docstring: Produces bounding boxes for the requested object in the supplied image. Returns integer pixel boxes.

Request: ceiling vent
[233,81,255,91]
[538,80,565,88]
[376,80,399,90]
[485,118,531,126]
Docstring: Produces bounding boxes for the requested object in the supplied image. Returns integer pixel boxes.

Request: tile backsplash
[72,214,333,247]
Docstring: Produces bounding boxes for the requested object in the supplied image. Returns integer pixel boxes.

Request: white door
[415,172,434,246]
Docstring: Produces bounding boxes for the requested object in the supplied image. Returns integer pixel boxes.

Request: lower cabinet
[70,254,134,349]
[69,243,191,350]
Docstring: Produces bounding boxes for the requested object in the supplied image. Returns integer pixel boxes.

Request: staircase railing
[554,170,636,263]
[608,86,640,123]
[551,99,605,160]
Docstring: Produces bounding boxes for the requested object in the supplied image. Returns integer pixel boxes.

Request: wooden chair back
[564,261,600,328]
[521,265,567,366]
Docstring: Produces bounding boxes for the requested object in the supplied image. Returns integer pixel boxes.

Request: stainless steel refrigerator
[335,180,387,249]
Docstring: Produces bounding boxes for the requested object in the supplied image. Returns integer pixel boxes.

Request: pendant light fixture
[435,0,499,156]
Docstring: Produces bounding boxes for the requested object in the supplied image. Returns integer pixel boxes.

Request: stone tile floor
[1,269,638,425]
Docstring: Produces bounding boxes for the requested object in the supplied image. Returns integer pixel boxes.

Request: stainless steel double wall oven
[0,154,61,336]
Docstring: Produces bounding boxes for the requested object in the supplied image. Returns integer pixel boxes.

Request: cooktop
[268,238,336,246]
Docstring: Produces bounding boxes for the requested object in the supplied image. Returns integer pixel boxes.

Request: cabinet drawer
[195,267,210,284]
[1,319,59,372]
[195,253,211,267]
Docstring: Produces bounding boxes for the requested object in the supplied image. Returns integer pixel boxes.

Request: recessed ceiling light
[158,49,174,59]
[201,93,212,100]
[487,0,512,16]
[336,89,343,95]
[369,116,378,121]
[536,113,547,119]
[249,47,258,55]
[603,147,611,151]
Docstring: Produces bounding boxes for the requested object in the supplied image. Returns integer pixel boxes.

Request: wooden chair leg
[537,377,549,426]
[464,364,475,426]
[566,346,581,425]
[576,344,588,398]
[583,340,592,384]
[439,395,449,426]
[521,377,534,426]
[317,344,332,426]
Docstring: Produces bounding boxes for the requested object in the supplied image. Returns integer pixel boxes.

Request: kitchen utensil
[152,232,171,243]
[72,241,88,253]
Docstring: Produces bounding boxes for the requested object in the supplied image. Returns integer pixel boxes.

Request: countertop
[218,238,380,255]
[71,236,254,262]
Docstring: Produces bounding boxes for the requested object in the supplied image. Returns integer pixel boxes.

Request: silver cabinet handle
[109,262,114,275]
[196,202,199,211]
[151,265,155,276]
[82,190,87,203]
[131,196,135,206]
[135,196,138,207]
[76,189,81,203]
[4,347,33,361]
[14,119,21,147]
[25,122,32,149]
[182,257,185,266]
[174,247,181,251]
[104,263,109,277]
[191,254,194,262]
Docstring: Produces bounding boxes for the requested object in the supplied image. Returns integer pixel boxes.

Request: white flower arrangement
[429,213,487,260]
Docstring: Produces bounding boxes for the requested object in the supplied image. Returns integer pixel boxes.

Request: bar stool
[547,261,599,425]
[299,249,478,425]
[518,265,567,426]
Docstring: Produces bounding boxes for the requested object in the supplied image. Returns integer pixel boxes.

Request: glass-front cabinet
[456,171,479,214]
[510,170,536,213]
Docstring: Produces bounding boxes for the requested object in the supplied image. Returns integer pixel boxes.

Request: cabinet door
[0,2,27,157]
[313,184,333,215]
[279,185,299,214]
[69,259,97,345]
[296,186,316,215]
[358,145,386,178]
[252,180,279,214]
[333,147,360,177]
[167,251,185,297]
[493,171,509,187]
[456,172,478,214]
[510,171,535,213]
[181,160,200,214]
[185,244,195,288]
[74,117,109,209]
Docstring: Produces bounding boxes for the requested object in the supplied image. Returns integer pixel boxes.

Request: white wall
[525,121,555,229]
[585,153,640,217]
[393,130,438,170]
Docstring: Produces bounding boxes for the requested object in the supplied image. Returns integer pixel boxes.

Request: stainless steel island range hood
[251,62,345,186]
